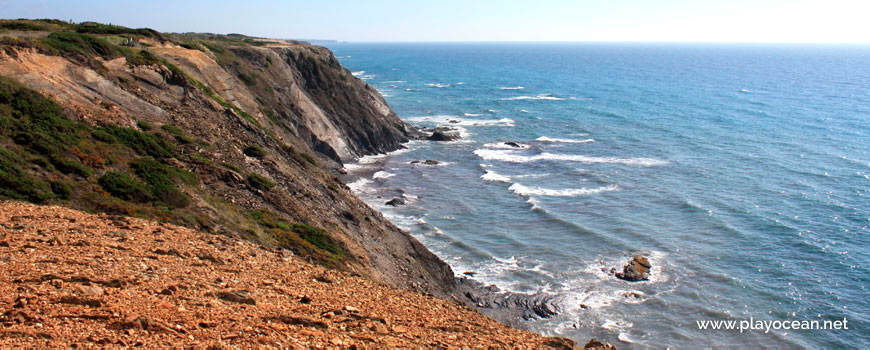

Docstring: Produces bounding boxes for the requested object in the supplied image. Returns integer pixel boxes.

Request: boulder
[543,336,576,350]
[584,338,616,350]
[504,141,524,148]
[385,198,406,206]
[411,160,440,165]
[428,131,460,142]
[614,255,651,282]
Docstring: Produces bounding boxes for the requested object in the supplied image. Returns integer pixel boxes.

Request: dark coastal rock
[504,141,524,148]
[543,336,577,350]
[428,131,460,142]
[410,159,440,165]
[614,255,652,281]
[385,197,406,206]
[584,338,617,350]
[408,125,462,142]
[459,278,563,323]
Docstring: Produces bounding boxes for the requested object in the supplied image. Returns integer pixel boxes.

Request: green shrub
[49,180,72,200]
[290,223,343,256]
[174,135,193,144]
[301,153,317,166]
[130,157,195,208]
[160,123,183,136]
[189,153,211,164]
[50,156,93,177]
[91,128,115,143]
[238,72,257,86]
[281,144,295,154]
[247,173,275,191]
[136,120,153,130]
[0,21,48,31]
[0,76,82,155]
[74,22,164,40]
[243,144,267,158]
[0,148,53,203]
[106,126,174,158]
[40,32,128,60]
[98,171,149,201]
[220,162,241,173]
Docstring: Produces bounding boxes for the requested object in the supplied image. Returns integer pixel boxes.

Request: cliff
[0,19,453,300]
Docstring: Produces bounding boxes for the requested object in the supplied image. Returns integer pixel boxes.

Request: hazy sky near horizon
[2,0,868,43]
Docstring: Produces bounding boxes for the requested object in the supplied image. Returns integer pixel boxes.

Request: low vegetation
[247,173,275,191]
[243,144,267,158]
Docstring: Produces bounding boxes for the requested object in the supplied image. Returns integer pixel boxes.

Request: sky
[2,0,869,43]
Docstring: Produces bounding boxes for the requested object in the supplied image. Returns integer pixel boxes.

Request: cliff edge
[0,19,453,300]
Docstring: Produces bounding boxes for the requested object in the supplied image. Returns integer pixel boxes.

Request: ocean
[325,42,869,349]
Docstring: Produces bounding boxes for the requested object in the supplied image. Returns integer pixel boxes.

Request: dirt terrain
[0,202,596,348]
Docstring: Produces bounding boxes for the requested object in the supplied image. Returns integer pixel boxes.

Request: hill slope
[0,19,453,299]
[0,202,579,348]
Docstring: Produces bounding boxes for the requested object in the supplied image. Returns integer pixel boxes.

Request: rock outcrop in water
[615,255,652,281]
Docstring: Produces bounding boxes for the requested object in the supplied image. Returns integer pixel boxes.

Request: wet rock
[504,141,524,148]
[543,336,576,350]
[410,159,440,165]
[614,255,651,281]
[428,131,460,142]
[385,198,406,206]
[584,338,616,350]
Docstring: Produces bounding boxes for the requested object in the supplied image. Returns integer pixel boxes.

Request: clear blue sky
[2,0,868,43]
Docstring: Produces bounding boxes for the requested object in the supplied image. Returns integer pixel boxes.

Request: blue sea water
[326,43,870,349]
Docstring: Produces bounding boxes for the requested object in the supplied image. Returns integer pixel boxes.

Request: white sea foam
[473,149,669,166]
[455,82,466,85]
[500,94,568,101]
[424,83,450,88]
[509,183,619,197]
[536,136,596,144]
[346,178,374,194]
[602,319,634,330]
[481,170,512,183]
[373,171,395,180]
[483,142,531,149]
[464,113,482,117]
[351,70,365,76]
[500,86,525,90]
[405,115,515,127]
[382,80,406,83]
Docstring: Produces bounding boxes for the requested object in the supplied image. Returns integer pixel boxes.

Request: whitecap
[500,86,525,90]
[473,149,669,166]
[464,113,482,117]
[346,178,374,194]
[373,171,395,180]
[351,70,365,76]
[536,136,596,144]
[424,83,450,88]
[509,183,619,197]
[483,142,531,149]
[500,94,568,101]
[480,170,512,183]
[405,115,515,127]
[382,80,406,83]
[602,319,634,330]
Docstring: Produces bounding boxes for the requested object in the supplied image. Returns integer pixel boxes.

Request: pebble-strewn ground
[0,202,589,349]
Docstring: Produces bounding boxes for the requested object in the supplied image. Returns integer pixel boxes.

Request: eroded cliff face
[0,29,455,299]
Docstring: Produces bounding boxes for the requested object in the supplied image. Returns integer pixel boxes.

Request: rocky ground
[0,201,597,348]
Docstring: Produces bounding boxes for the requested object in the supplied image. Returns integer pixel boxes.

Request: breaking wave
[536,136,596,144]
[508,183,620,197]
[481,170,512,183]
[473,149,669,167]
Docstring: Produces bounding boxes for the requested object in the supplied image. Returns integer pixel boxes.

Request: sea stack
[615,255,652,281]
